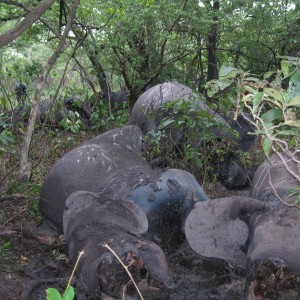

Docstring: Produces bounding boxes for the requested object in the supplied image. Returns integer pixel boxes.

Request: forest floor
[0,129,259,300]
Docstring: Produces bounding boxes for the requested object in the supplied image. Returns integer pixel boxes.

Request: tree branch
[0,0,56,47]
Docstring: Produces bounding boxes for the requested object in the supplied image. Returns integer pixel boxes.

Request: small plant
[0,238,11,260]
[60,111,83,133]
[91,100,129,130]
[46,250,84,300]
[143,95,237,185]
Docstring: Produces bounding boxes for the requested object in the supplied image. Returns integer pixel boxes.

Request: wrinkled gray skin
[63,97,92,128]
[128,81,255,188]
[129,81,221,134]
[251,152,300,207]
[40,125,209,297]
[242,153,300,299]
[40,125,208,232]
[248,153,300,271]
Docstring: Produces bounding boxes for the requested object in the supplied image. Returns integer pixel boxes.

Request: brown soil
[0,201,246,300]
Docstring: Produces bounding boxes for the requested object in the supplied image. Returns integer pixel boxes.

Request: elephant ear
[184,196,267,266]
[63,191,148,239]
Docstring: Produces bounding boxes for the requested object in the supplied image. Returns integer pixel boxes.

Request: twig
[102,243,144,300]
[273,150,300,183]
[268,172,300,210]
[67,250,84,288]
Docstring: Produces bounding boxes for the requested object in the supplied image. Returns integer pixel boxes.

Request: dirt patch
[0,189,247,300]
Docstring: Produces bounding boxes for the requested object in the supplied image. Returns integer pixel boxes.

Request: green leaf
[62,286,75,300]
[294,196,300,205]
[219,66,241,78]
[288,73,300,98]
[46,288,62,300]
[253,92,264,106]
[264,88,285,105]
[242,94,254,102]
[281,60,292,78]
[263,137,272,157]
[278,129,300,137]
[287,96,300,107]
[244,76,260,82]
[243,85,257,94]
[261,108,283,123]
[158,118,175,130]
[197,110,211,118]
[264,71,277,80]
[284,120,300,127]
[206,79,233,97]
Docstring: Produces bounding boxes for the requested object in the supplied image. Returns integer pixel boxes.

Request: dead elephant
[245,152,300,299]
[40,125,209,298]
[129,81,255,188]
[184,152,300,299]
[9,97,91,130]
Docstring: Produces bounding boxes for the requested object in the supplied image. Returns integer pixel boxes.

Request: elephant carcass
[248,152,300,268]
[245,153,300,299]
[251,152,300,207]
[184,153,300,298]
[40,125,209,297]
[129,81,217,134]
[63,191,174,298]
[11,97,91,128]
[129,81,255,188]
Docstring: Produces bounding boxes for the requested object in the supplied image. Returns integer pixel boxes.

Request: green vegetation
[209,57,300,201]
[143,95,237,185]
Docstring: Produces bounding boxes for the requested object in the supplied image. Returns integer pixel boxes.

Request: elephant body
[40,125,209,297]
[184,152,300,299]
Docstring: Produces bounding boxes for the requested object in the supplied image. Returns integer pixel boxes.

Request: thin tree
[19,0,81,180]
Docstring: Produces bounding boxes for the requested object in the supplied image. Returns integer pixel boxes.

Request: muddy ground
[0,131,254,300]
[0,188,248,300]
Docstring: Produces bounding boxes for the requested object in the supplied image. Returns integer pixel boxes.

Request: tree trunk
[19,0,80,180]
[206,0,219,82]
[87,46,111,94]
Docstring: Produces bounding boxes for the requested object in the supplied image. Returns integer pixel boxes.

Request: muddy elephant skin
[40,125,209,297]
[63,191,174,297]
[248,152,300,270]
[40,125,208,233]
[244,153,300,299]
